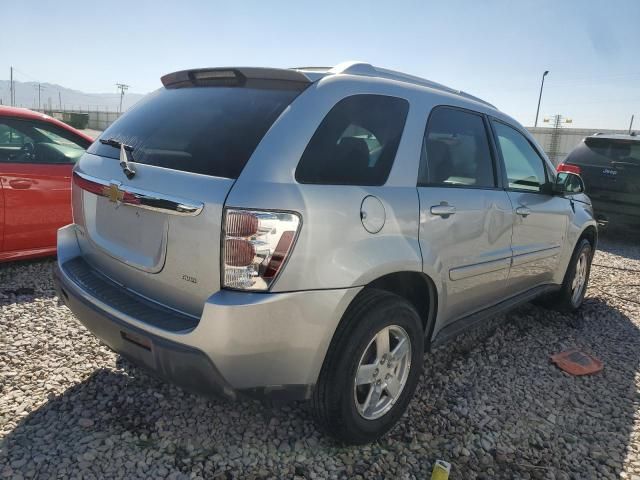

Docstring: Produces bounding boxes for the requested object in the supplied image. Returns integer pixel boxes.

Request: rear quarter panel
[226,76,429,293]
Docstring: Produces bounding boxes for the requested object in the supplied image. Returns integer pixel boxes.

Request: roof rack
[295,61,496,109]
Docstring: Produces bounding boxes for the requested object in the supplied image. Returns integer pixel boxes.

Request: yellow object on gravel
[431,459,451,480]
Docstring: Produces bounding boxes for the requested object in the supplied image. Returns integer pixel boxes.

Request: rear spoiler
[161,67,312,91]
[585,136,640,146]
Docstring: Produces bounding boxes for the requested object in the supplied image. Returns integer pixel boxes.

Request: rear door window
[418,107,496,188]
[87,86,301,179]
[295,94,409,186]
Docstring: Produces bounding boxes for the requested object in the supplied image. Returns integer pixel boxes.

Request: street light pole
[534,70,549,128]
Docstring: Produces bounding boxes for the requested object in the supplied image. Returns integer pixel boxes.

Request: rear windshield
[573,137,640,165]
[88,86,300,178]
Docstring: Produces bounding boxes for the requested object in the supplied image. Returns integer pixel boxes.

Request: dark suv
[559,133,640,227]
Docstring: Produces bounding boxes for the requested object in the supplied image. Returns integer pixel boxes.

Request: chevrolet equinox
[55,61,597,443]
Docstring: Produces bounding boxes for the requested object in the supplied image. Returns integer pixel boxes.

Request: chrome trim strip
[74,171,204,217]
[511,245,561,267]
[449,257,511,281]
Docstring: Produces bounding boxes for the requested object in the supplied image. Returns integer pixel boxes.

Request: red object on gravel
[551,349,603,376]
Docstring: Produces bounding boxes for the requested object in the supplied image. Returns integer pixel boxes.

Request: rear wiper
[99,138,136,179]
[99,137,133,151]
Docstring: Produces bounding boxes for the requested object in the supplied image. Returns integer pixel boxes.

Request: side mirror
[553,172,585,195]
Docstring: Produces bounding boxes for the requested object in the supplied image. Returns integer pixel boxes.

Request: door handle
[9,179,33,189]
[430,203,456,217]
[516,206,532,217]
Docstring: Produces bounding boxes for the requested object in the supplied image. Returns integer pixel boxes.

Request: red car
[0,106,93,262]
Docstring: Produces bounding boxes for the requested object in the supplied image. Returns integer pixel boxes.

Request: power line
[12,67,40,83]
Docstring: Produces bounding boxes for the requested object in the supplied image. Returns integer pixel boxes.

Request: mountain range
[0,79,146,112]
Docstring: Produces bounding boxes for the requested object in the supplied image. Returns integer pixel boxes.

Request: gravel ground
[1,230,640,479]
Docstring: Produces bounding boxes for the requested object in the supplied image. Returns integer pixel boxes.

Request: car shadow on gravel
[3,294,640,479]
[408,297,640,479]
[0,258,57,306]
[0,360,323,478]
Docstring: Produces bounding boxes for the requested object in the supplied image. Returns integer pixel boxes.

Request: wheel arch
[578,224,598,251]
[355,271,439,347]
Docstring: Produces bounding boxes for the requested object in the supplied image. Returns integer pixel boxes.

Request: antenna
[116,83,129,114]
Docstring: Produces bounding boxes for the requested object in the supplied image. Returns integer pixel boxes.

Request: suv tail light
[557,163,581,175]
[222,209,301,291]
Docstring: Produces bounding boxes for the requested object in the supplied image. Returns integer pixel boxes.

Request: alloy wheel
[571,250,589,304]
[353,325,412,420]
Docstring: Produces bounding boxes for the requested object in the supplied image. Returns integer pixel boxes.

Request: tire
[311,288,424,444]
[544,238,593,312]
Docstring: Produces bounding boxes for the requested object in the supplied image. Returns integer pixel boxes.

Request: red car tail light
[557,163,581,175]
[222,209,301,291]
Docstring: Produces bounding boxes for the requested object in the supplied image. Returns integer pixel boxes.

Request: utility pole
[116,83,129,114]
[629,115,635,134]
[34,83,44,110]
[58,90,62,110]
[10,66,14,106]
[543,114,572,165]
[534,70,549,128]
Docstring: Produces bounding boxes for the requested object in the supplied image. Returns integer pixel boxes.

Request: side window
[0,119,87,164]
[492,121,547,192]
[0,121,33,162]
[295,94,409,186]
[418,107,495,188]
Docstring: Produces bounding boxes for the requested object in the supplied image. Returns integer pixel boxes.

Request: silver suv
[55,62,597,444]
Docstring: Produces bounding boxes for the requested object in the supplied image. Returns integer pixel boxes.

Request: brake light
[222,209,301,291]
[557,163,581,175]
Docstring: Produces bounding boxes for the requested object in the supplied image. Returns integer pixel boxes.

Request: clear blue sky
[1,0,638,128]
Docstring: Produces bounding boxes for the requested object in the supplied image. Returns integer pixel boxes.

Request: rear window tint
[88,86,300,178]
[576,138,640,165]
[295,95,409,186]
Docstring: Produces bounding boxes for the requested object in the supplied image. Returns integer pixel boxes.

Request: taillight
[557,163,581,175]
[222,209,301,291]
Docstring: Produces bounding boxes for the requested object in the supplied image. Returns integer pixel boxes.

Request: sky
[1,0,639,129]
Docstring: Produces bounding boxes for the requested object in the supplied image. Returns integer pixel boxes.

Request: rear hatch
[564,136,640,209]
[72,69,307,317]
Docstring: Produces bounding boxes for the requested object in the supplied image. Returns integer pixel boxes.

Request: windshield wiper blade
[99,138,136,179]
[99,137,133,151]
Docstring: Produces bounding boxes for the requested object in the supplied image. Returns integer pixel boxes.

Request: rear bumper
[54,264,235,398]
[55,224,360,402]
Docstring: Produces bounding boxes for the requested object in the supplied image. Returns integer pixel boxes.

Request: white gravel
[1,231,640,479]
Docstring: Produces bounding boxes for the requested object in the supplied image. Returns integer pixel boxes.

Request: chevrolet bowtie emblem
[104,182,124,203]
